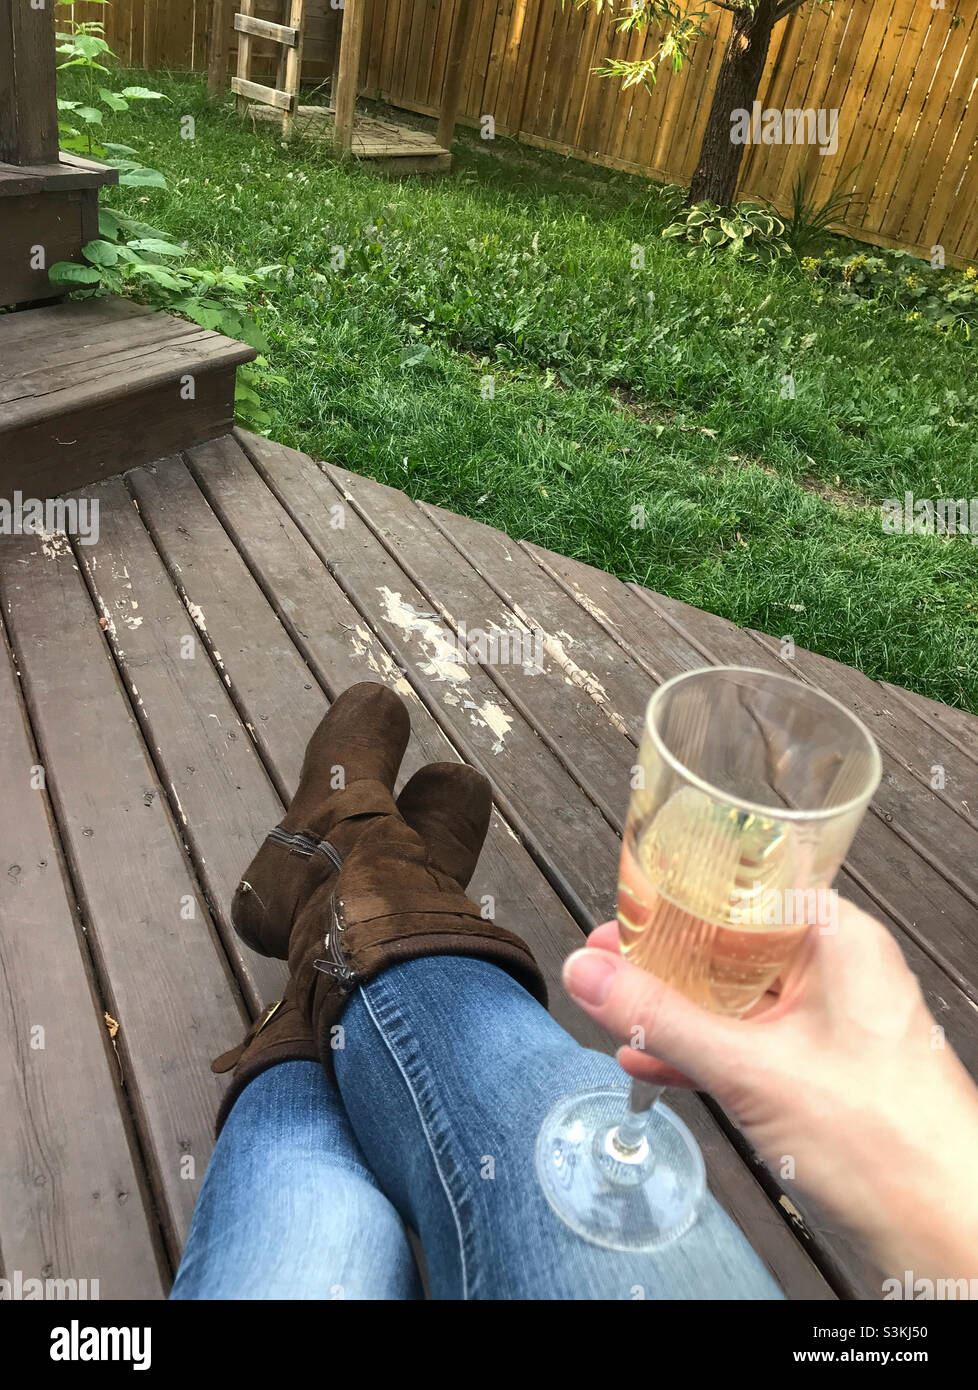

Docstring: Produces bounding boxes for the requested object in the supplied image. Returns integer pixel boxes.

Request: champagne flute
[535,665,882,1251]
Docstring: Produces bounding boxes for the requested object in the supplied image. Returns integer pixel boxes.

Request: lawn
[73,70,978,713]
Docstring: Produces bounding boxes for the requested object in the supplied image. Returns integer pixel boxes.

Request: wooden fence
[74,0,978,263]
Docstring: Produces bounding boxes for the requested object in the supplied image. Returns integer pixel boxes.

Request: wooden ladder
[231,0,306,137]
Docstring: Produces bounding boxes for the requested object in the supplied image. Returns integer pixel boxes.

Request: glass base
[535,1087,706,1252]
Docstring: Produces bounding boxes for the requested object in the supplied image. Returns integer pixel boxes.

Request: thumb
[563,948,745,1094]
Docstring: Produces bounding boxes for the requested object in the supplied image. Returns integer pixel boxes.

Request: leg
[334,958,783,1301]
[171,1061,422,1300]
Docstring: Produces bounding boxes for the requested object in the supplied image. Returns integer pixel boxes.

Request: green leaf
[130,263,188,290]
[128,237,188,259]
[178,300,226,332]
[121,86,167,100]
[82,239,120,267]
[57,58,111,73]
[229,319,269,352]
[685,208,710,227]
[661,223,686,239]
[110,213,170,240]
[101,142,139,155]
[58,99,81,111]
[77,105,104,125]
[719,218,740,238]
[48,261,102,285]
[98,207,123,240]
[72,34,111,57]
[98,88,129,111]
[119,166,167,188]
[702,226,725,247]
[399,344,430,367]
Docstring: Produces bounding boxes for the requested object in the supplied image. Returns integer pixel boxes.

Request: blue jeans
[172,957,782,1299]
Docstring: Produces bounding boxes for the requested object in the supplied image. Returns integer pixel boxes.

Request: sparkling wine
[618,786,810,1016]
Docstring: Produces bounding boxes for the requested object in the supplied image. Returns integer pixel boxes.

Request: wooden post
[235,0,255,115]
[0,0,59,165]
[330,4,344,106]
[207,0,232,98]
[436,0,478,152]
[333,0,366,156]
[279,0,307,138]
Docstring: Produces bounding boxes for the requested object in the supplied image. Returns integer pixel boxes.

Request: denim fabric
[171,1060,422,1300]
[174,956,783,1300]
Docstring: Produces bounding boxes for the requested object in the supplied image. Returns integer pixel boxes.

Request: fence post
[207,0,232,98]
[333,0,366,154]
[436,0,479,150]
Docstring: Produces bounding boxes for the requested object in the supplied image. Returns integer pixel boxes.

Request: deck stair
[0,153,119,306]
[0,297,256,501]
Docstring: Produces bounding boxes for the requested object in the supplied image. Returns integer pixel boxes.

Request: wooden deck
[1,428,976,1301]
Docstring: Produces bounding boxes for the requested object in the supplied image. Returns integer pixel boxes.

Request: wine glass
[535,665,882,1251]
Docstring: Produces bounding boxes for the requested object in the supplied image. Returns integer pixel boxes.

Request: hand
[564,900,978,1285]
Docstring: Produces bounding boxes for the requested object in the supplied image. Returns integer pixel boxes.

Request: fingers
[586,921,620,952]
[563,948,744,1094]
[615,1045,698,1090]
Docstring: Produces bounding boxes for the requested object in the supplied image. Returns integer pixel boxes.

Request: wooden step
[0,153,118,307]
[0,297,256,500]
[231,76,294,110]
[233,13,299,46]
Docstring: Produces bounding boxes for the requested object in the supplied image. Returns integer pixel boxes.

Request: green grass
[76,70,978,712]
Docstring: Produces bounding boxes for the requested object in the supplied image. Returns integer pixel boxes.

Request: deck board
[127,457,330,803]
[0,618,166,1299]
[0,531,248,1263]
[74,474,287,1014]
[3,424,977,1301]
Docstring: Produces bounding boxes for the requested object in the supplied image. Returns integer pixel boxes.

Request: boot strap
[266,781,399,863]
[311,891,545,1008]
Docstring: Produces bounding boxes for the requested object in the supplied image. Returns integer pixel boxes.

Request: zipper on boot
[313,894,358,991]
[265,825,344,870]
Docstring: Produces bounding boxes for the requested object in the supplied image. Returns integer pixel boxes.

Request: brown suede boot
[231,682,411,958]
[288,814,548,1073]
[234,753,492,960]
[213,760,496,1130]
[211,988,318,1136]
[395,762,492,889]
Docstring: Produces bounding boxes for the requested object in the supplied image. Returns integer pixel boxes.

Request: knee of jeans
[221,1060,347,1155]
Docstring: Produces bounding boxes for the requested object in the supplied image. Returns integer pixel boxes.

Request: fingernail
[564,949,619,1005]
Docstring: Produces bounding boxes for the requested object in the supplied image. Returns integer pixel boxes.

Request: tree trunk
[687,0,780,207]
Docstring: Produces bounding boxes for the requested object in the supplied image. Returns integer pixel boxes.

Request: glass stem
[613,1078,665,1152]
